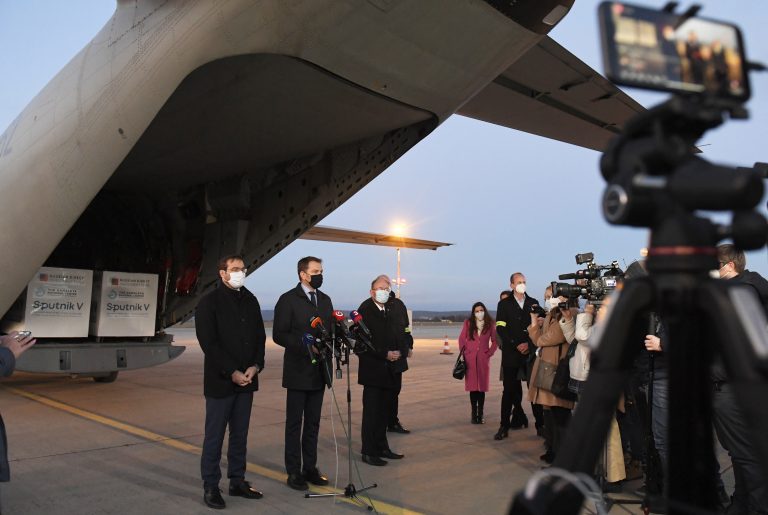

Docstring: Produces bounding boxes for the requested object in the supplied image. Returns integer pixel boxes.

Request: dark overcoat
[495,293,539,368]
[195,283,266,398]
[273,283,334,390]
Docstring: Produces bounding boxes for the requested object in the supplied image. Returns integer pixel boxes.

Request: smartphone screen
[599,2,750,101]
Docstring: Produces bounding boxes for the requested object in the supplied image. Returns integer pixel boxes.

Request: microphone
[302,333,318,365]
[310,316,329,339]
[332,310,355,339]
[349,310,372,339]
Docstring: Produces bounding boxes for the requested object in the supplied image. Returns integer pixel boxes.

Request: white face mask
[474,311,485,320]
[228,271,245,289]
[709,269,722,279]
[374,289,390,304]
[549,297,561,309]
[515,283,526,295]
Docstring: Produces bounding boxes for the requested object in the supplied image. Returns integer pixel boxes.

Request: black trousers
[501,364,524,426]
[201,391,253,489]
[361,385,392,456]
[713,383,768,514]
[387,382,402,427]
[285,388,324,475]
[543,406,572,456]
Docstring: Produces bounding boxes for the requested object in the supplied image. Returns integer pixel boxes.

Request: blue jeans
[651,376,669,478]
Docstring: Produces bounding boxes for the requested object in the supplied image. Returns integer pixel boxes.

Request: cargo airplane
[0,0,641,380]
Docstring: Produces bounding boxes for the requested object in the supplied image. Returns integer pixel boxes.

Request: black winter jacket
[496,294,539,368]
[195,284,266,398]
[712,270,768,382]
[356,298,404,388]
[273,283,334,390]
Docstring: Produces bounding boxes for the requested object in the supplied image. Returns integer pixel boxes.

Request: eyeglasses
[228,267,247,273]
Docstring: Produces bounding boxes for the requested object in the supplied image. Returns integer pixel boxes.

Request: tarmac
[0,328,733,514]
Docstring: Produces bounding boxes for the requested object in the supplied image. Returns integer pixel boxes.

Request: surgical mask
[375,289,390,304]
[474,311,485,320]
[228,271,245,289]
[709,269,722,279]
[549,297,561,309]
[515,283,526,295]
[309,273,323,289]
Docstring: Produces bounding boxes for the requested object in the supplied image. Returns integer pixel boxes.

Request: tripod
[305,331,377,511]
[510,96,768,515]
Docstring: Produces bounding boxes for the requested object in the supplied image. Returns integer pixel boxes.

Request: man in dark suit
[195,255,266,509]
[386,289,413,434]
[494,272,541,440]
[273,256,333,491]
[357,275,406,466]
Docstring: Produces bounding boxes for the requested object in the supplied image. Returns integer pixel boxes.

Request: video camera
[551,252,624,306]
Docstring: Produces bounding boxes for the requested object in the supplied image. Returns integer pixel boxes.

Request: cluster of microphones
[301,311,375,365]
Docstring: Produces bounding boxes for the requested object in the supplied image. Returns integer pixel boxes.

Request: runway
[0,328,730,514]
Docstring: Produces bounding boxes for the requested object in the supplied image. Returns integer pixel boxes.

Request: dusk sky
[2,1,767,312]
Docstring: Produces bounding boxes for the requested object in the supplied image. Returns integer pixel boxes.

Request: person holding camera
[458,302,498,425]
[494,273,540,440]
[356,275,406,466]
[527,296,576,463]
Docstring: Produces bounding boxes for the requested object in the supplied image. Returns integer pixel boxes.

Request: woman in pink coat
[458,302,498,424]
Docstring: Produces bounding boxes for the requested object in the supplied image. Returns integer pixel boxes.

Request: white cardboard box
[21,267,93,337]
[90,271,159,337]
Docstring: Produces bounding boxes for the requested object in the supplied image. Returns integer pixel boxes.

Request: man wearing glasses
[195,255,266,509]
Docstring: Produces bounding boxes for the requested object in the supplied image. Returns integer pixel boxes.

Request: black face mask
[309,273,323,289]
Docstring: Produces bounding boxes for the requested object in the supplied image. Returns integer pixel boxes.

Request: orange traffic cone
[440,336,453,355]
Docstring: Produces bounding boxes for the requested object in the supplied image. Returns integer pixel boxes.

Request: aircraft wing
[457,36,643,152]
[300,226,451,251]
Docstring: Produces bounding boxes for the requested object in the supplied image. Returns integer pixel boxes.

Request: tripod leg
[509,278,654,515]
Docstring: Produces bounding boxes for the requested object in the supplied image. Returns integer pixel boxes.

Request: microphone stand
[305,329,377,511]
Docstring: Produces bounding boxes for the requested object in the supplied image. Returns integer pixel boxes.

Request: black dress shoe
[204,487,226,509]
[387,422,410,434]
[381,449,404,459]
[286,473,309,491]
[229,480,263,499]
[493,425,509,440]
[362,454,387,466]
[302,468,329,486]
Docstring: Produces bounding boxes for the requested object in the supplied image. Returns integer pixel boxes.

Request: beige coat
[527,312,575,410]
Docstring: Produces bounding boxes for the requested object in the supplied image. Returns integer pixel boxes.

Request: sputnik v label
[23,267,93,337]
[91,271,158,337]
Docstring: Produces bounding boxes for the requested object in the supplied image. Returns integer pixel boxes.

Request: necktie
[309,291,317,307]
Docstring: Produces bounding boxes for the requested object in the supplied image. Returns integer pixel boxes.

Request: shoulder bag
[452,348,467,380]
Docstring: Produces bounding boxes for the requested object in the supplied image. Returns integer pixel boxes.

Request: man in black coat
[385,289,413,434]
[357,275,406,466]
[273,256,333,491]
[195,255,266,509]
[494,272,541,440]
[712,245,768,514]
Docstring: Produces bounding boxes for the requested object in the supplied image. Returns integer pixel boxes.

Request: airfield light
[391,223,407,298]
